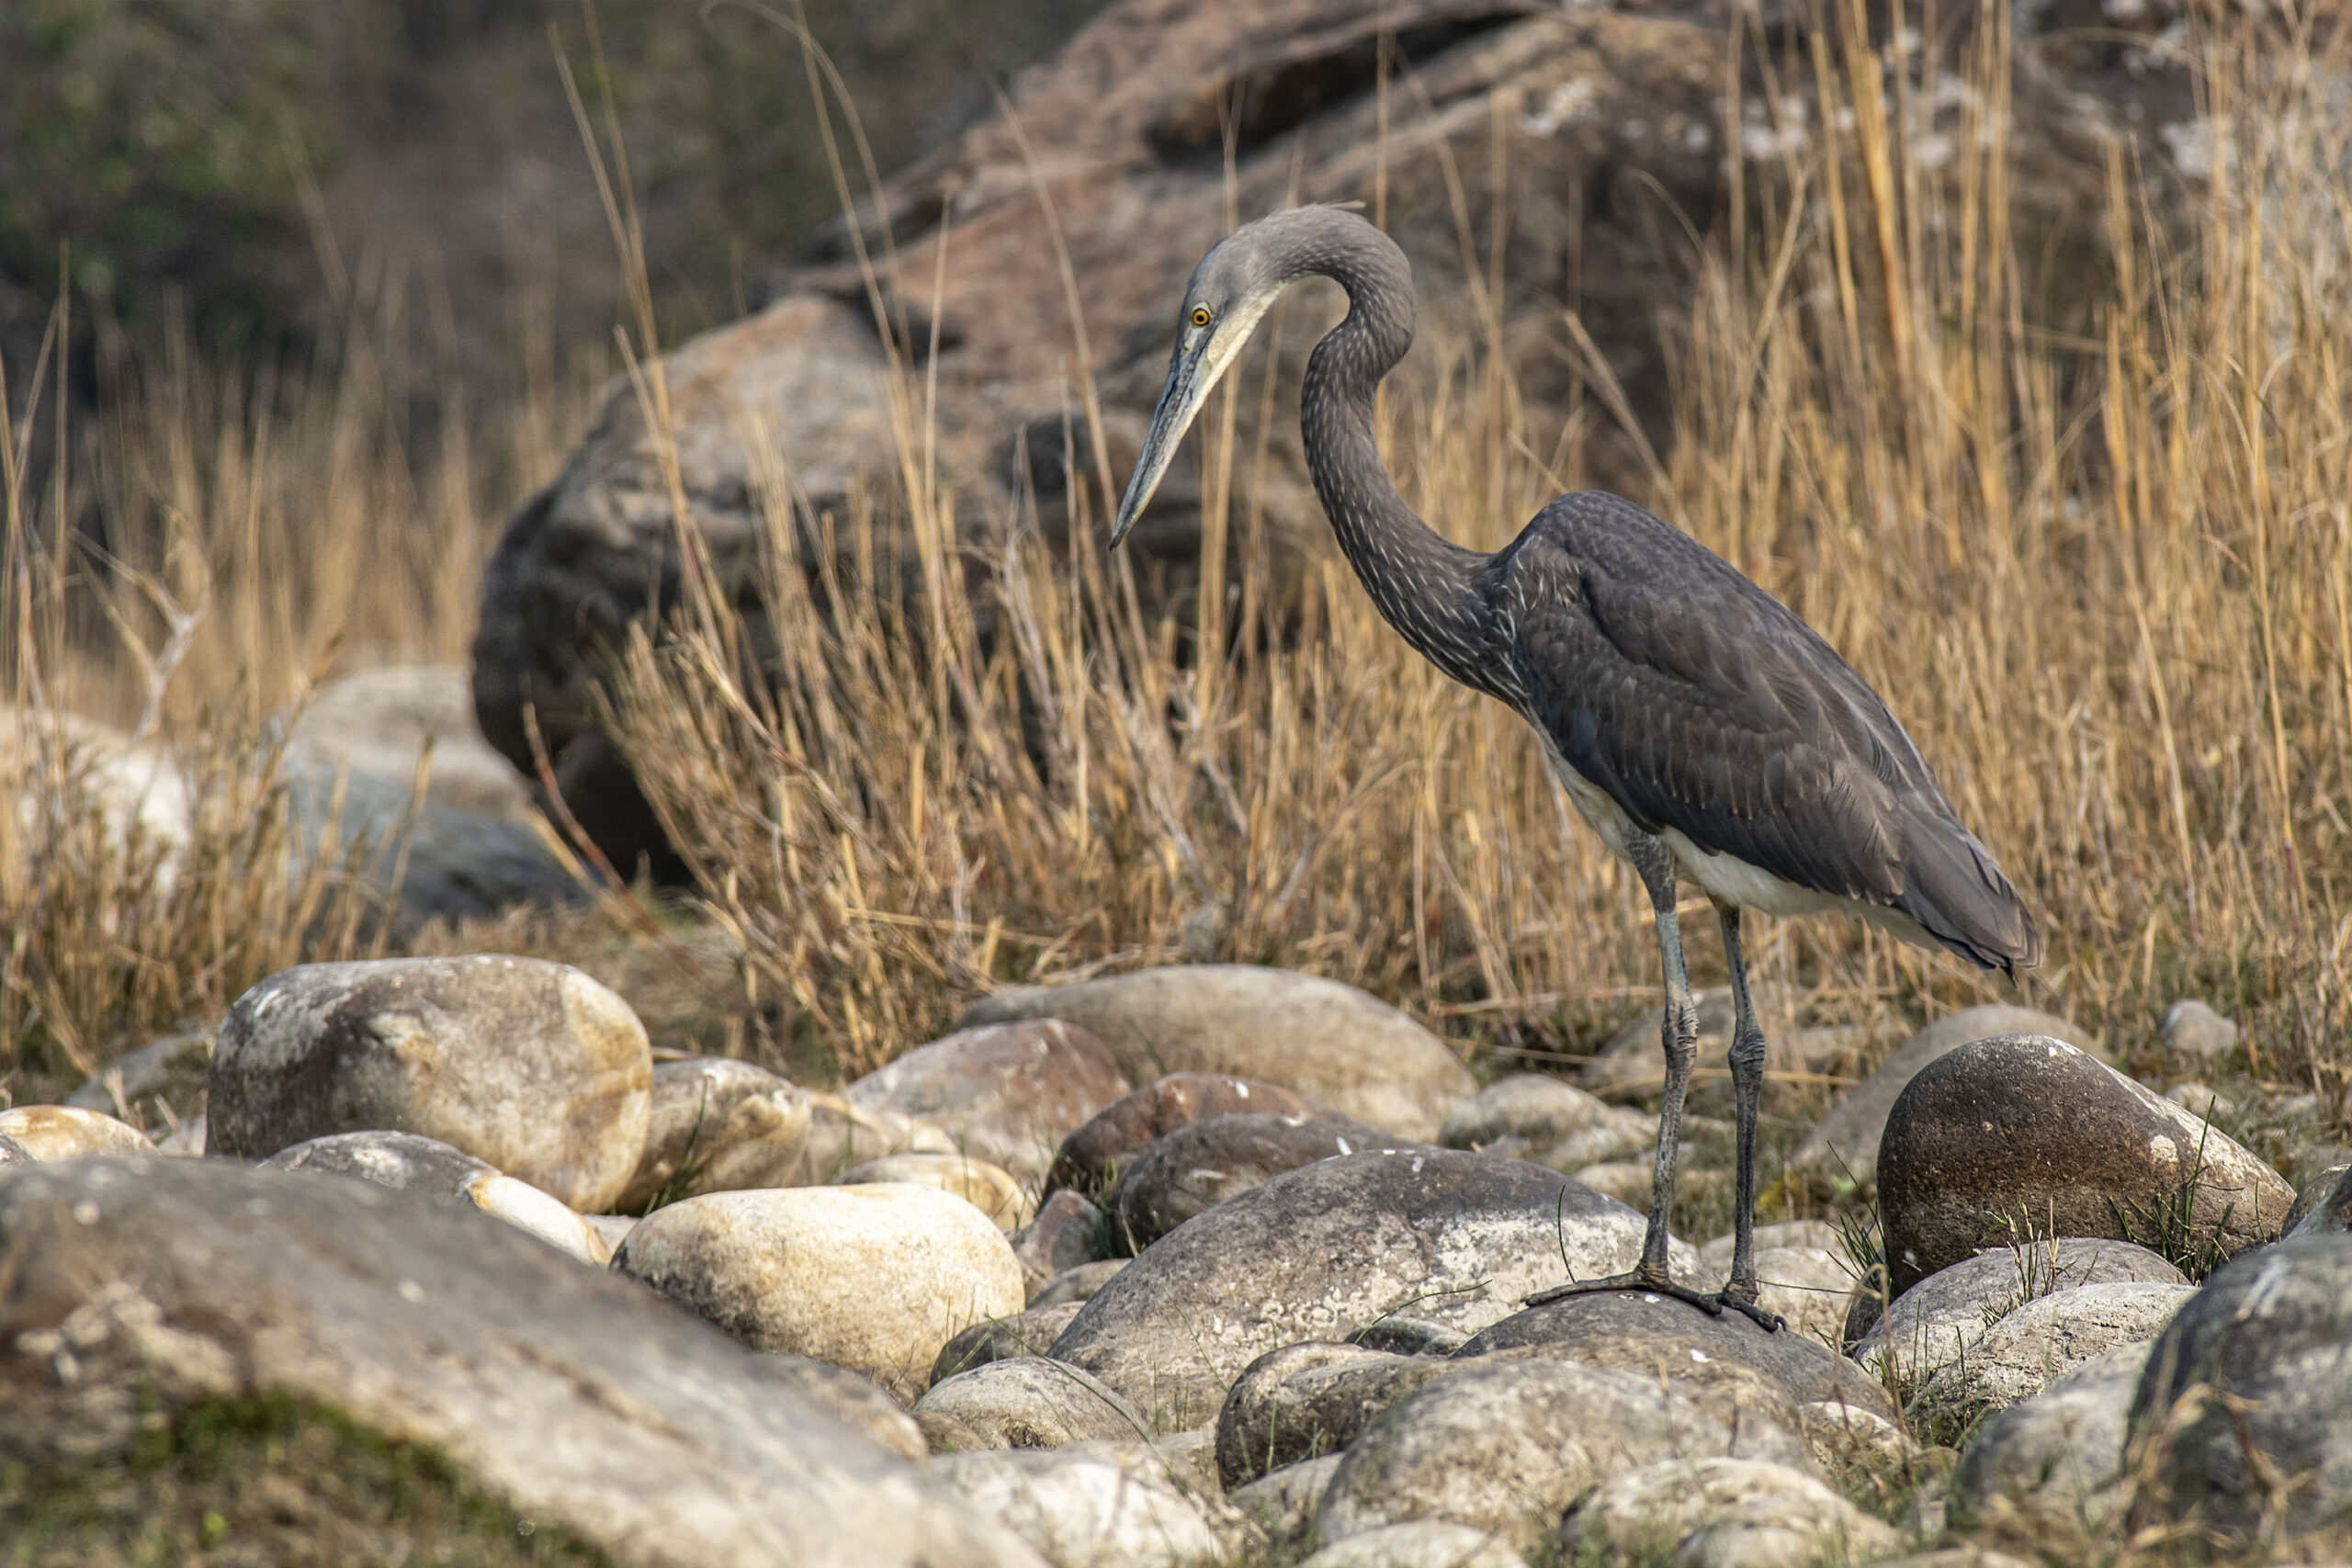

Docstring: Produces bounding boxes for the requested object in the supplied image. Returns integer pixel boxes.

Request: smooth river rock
[1853,1238,2186,1382]
[1568,1457,1899,1565]
[1047,1072,1331,1195]
[931,1446,1222,1568]
[1789,1005,2097,1181]
[0,1105,155,1161]
[1454,1291,1895,1420]
[1106,1112,1422,1252]
[1877,1035,2291,1296]
[1012,1190,1107,1292]
[848,1021,1130,1189]
[1046,1150,1668,1432]
[916,1357,1149,1452]
[2124,1233,2352,1544]
[2286,1161,2351,1236]
[206,956,652,1213]
[1299,1522,1527,1568]
[0,1156,1041,1568]
[961,966,1475,1141]
[1949,1341,2150,1549]
[616,1055,956,1212]
[1317,1360,1808,1551]
[1216,1343,1459,1489]
[260,1128,609,1264]
[615,1183,1026,1396]
[1913,1280,2193,1421]
[845,1151,1032,1230]
[933,1304,1091,1384]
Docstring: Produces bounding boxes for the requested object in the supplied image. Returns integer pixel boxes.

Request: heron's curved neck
[1299,251,1507,699]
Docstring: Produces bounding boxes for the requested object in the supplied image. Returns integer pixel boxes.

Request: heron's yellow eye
[1191,307,1213,328]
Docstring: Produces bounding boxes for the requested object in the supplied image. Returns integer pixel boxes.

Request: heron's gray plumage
[1114,205,2041,1322]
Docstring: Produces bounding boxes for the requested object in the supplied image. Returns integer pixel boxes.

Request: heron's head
[1107,220,1300,548]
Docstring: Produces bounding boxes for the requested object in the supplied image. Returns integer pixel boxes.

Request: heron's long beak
[1109,332,1218,550]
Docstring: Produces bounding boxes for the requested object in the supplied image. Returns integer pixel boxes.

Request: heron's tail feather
[1889,811,2042,978]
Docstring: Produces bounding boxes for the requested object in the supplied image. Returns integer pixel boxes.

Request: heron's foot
[1523,1269,1724,1318]
[1708,1290,1786,1334]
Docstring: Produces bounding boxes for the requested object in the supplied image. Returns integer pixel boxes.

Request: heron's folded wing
[1503,519,1911,905]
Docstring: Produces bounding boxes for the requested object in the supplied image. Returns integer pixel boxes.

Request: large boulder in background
[469,0,2211,877]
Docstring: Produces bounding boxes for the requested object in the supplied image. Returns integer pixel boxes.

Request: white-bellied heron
[1108,205,2040,1329]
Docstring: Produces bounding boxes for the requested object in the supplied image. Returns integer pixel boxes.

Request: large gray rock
[847,1021,1131,1189]
[0,1156,1041,1568]
[1046,1150,1667,1431]
[207,956,653,1213]
[1949,1342,2150,1549]
[1317,1360,1808,1550]
[616,1055,955,1212]
[2125,1234,2352,1544]
[260,1129,610,1265]
[1568,1458,1898,1565]
[1455,1291,1895,1420]
[1789,1006,2097,1181]
[1877,1035,2291,1296]
[930,1447,1223,1568]
[1855,1239,2187,1387]
[1913,1281,2193,1423]
[1048,1072,1332,1195]
[916,1358,1150,1452]
[1107,1112,1423,1252]
[614,1184,1026,1397]
[962,967,1475,1140]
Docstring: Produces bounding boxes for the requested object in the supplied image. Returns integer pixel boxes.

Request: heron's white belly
[1537,741,1919,934]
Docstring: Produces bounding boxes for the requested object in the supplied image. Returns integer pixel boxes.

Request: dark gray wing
[1501,491,2038,973]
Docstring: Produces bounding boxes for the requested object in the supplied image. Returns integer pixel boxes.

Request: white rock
[932,1447,1221,1568]
[844,1152,1033,1230]
[1699,1221,1845,1275]
[614,1183,1025,1395]
[464,1171,611,1265]
[0,1105,155,1161]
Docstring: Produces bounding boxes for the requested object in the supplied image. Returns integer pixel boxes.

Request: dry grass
[6,6,2352,1154]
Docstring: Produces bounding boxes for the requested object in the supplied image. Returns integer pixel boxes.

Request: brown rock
[847,1021,1131,1190]
[1877,1035,2292,1297]
[1011,1190,1107,1294]
[1049,1072,1331,1196]
[1789,1005,2099,1182]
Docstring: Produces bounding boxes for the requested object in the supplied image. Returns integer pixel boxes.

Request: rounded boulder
[961,966,1475,1140]
[207,956,651,1213]
[1877,1034,2290,1295]
[846,1021,1131,1189]
[0,1105,155,1162]
[614,1183,1025,1396]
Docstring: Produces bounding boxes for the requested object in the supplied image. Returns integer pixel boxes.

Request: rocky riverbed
[4,956,2349,1567]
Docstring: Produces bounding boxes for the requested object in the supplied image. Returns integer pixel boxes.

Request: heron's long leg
[1629,830,1698,1280]
[1525,829,1716,1315]
[1713,897,1784,1332]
